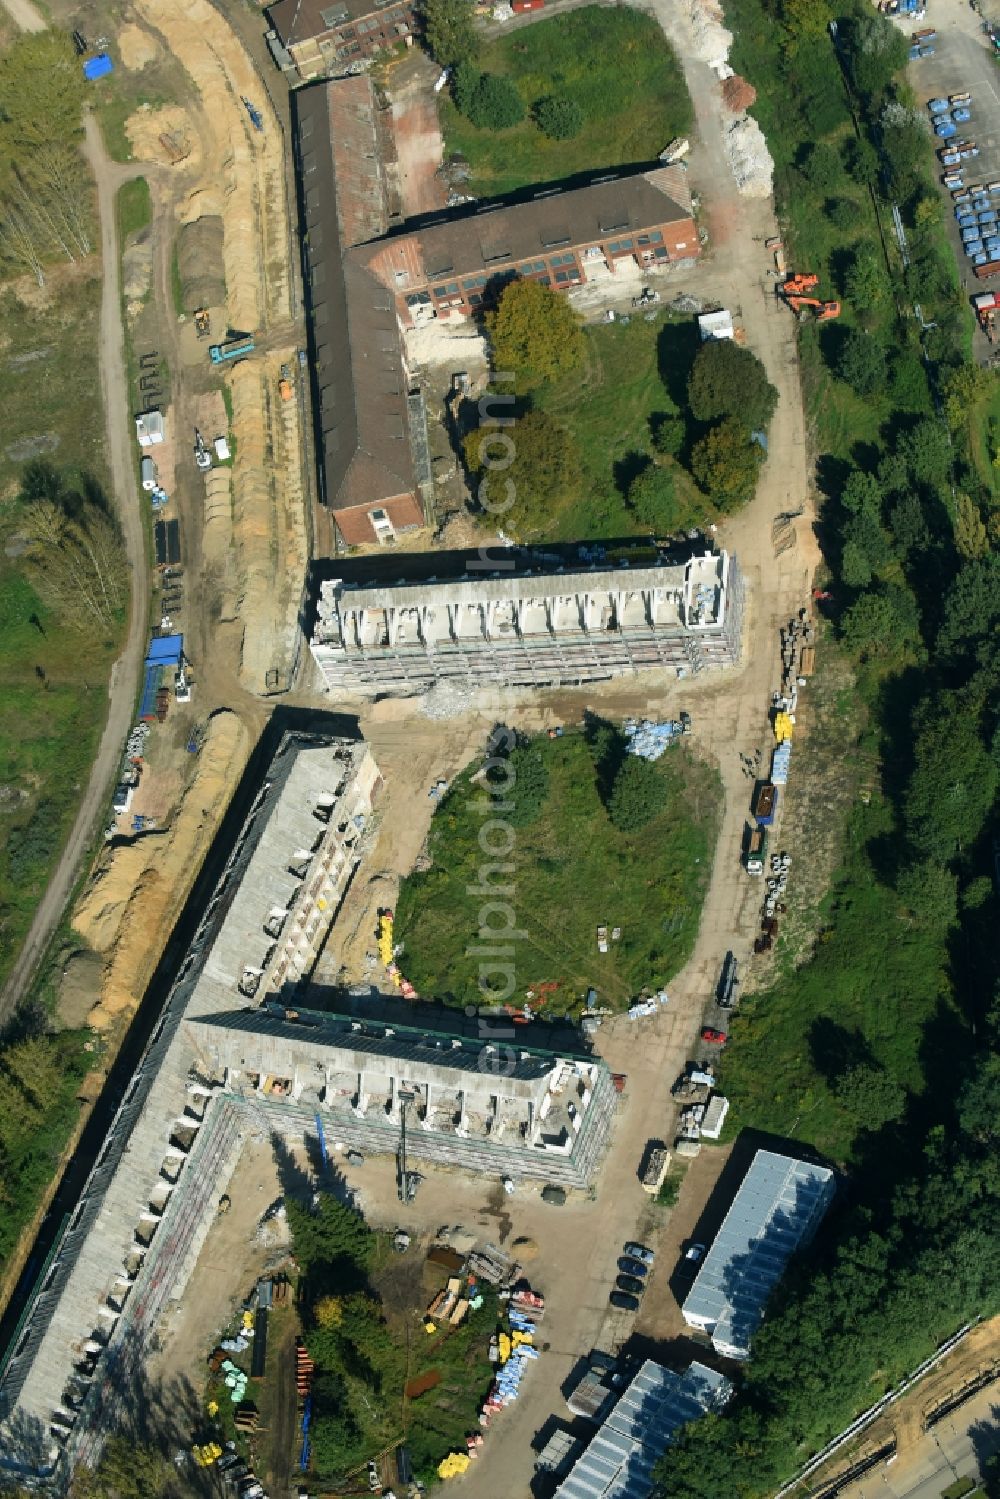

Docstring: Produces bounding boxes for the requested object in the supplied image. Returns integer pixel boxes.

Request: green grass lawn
[117,176,151,246]
[439,7,693,195]
[536,313,707,538]
[395,730,721,1012]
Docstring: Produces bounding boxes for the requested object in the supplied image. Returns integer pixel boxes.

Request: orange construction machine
[781,273,820,296]
[785,296,841,320]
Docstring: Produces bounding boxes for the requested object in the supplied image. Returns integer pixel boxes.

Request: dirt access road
[0,114,151,1026]
[0,0,44,31]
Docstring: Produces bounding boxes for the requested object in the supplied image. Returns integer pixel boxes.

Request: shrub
[835,328,887,396]
[607,756,665,832]
[825,197,857,232]
[534,95,584,139]
[799,141,841,193]
[456,70,525,129]
[651,413,685,457]
[627,462,680,530]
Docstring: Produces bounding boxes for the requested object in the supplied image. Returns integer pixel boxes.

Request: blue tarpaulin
[83,53,114,80]
[139,664,162,721]
[146,634,183,667]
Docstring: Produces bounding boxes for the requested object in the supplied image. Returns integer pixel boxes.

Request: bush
[607,755,665,832]
[534,95,584,139]
[651,414,685,457]
[835,328,887,396]
[627,462,680,530]
[834,1063,906,1128]
[825,197,857,232]
[800,141,841,193]
[455,69,525,129]
[488,742,549,826]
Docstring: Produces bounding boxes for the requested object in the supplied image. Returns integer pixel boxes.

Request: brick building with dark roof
[294,77,428,546]
[293,75,699,548]
[355,166,699,326]
[267,0,417,81]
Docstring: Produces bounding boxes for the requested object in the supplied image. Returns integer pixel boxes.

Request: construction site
[310,550,745,697]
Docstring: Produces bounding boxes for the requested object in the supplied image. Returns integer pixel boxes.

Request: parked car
[609,1290,640,1311]
[616,1274,645,1295]
[701,1027,728,1044]
[542,1184,567,1205]
[936,122,958,139]
[928,97,949,113]
[617,1256,649,1278]
[623,1241,655,1264]
[954,107,972,122]
[685,1242,706,1263]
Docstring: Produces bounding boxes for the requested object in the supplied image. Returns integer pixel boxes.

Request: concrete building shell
[310,551,744,696]
[0,720,614,1489]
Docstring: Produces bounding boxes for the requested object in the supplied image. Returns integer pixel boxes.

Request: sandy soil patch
[73,710,250,1028]
[118,21,163,70]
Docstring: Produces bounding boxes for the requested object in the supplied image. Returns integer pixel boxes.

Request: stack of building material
[772,742,792,785]
[622,718,683,761]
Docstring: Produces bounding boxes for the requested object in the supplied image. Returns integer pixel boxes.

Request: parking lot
[904,2,1000,350]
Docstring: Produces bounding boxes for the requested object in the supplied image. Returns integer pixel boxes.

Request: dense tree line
[654,0,1000,1490]
[19,461,127,636]
[0,32,91,283]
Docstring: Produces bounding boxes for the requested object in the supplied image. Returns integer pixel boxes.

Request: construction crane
[396,1089,420,1203]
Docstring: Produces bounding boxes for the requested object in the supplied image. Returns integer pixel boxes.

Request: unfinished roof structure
[293,77,428,545]
[682,1149,836,1359]
[310,551,744,695]
[0,718,615,1489]
[555,1359,733,1499]
[187,1005,615,1185]
[0,722,381,1486]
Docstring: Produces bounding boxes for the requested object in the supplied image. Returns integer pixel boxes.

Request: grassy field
[438,7,692,195]
[117,176,152,245]
[0,272,119,995]
[395,730,721,1012]
[0,273,106,494]
[536,313,708,538]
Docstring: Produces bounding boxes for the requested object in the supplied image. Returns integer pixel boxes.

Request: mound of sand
[74,711,250,1030]
[118,22,162,70]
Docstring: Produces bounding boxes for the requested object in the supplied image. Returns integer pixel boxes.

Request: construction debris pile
[725,116,774,197]
[623,716,689,760]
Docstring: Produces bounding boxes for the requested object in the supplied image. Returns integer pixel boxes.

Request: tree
[834,1063,906,1128]
[937,554,1000,661]
[607,756,665,832]
[534,95,584,139]
[842,13,909,104]
[942,362,991,431]
[905,702,998,859]
[907,418,952,489]
[840,584,920,660]
[454,69,524,129]
[954,493,990,561]
[957,1055,1000,1145]
[488,741,549,825]
[485,277,585,390]
[825,197,857,232]
[465,408,581,538]
[285,1192,374,1278]
[835,328,887,395]
[842,135,879,190]
[845,244,888,313]
[840,540,872,588]
[840,469,882,521]
[627,462,681,530]
[687,340,778,432]
[422,0,478,69]
[895,859,959,930]
[651,414,685,458]
[73,1439,173,1499]
[800,141,841,194]
[690,418,763,511]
